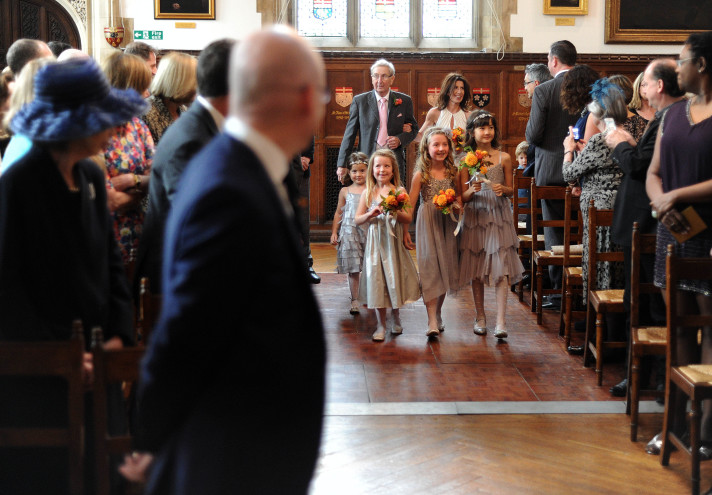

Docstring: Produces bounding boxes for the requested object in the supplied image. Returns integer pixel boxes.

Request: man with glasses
[337,58,418,183]
[603,58,684,398]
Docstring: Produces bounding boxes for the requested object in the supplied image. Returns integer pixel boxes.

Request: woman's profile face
[449,80,465,105]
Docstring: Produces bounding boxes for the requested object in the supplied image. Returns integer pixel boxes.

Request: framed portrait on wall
[543,0,588,16]
[155,0,215,19]
[605,0,712,43]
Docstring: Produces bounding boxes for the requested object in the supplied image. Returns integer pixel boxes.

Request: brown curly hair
[560,64,600,115]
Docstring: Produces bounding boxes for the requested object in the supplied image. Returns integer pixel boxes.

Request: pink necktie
[377,97,388,146]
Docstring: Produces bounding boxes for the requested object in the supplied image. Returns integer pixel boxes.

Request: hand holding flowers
[451,127,465,153]
[380,189,412,214]
[458,147,492,180]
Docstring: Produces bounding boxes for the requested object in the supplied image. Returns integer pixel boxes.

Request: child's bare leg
[424,297,439,336]
[373,308,387,341]
[348,272,360,314]
[392,308,403,334]
[494,277,509,339]
[436,294,446,331]
[472,280,486,335]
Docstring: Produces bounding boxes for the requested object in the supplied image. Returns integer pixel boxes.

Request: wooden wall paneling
[504,68,532,158]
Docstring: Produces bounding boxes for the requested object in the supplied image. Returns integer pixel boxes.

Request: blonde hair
[515,141,529,157]
[150,51,197,101]
[102,51,151,94]
[2,58,54,133]
[415,127,456,184]
[629,72,645,111]
[365,149,400,203]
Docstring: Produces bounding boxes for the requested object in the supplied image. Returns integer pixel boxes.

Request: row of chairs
[512,170,712,494]
[0,276,163,495]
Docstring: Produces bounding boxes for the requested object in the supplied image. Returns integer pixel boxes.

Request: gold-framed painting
[543,0,588,16]
[605,0,712,44]
[155,0,215,20]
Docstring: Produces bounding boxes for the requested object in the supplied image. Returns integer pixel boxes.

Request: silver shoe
[436,315,445,332]
[426,327,439,337]
[645,433,663,455]
[391,323,403,335]
[349,299,360,315]
[372,326,386,342]
[474,317,487,336]
[494,326,508,339]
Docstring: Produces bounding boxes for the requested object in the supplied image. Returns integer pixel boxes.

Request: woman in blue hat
[0,57,147,495]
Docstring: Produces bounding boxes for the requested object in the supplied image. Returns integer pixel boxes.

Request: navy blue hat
[11,57,149,142]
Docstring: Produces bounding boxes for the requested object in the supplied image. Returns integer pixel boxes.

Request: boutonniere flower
[394,98,402,106]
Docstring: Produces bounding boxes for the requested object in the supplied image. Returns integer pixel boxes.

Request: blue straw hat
[11,57,148,142]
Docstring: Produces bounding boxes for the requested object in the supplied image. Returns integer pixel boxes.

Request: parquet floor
[307,243,712,494]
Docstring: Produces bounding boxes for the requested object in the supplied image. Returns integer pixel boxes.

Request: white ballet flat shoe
[392,323,403,335]
[474,317,487,336]
[372,326,386,341]
[494,325,508,339]
[426,327,439,337]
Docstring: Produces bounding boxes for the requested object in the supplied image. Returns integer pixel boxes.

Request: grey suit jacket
[337,90,418,174]
[525,74,578,187]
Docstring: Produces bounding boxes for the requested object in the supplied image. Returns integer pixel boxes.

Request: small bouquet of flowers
[451,127,465,153]
[432,189,457,215]
[458,147,492,178]
[380,189,411,214]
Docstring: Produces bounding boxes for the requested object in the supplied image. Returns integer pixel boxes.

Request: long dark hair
[464,110,499,149]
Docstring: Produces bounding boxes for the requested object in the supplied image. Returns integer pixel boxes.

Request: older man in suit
[134,39,233,295]
[337,58,418,183]
[525,40,578,309]
[127,27,326,494]
[604,58,684,397]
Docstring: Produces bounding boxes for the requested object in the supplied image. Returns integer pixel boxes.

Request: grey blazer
[337,90,418,175]
[525,74,578,187]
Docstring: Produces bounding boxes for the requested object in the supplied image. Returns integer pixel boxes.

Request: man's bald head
[229,26,326,155]
[7,39,53,76]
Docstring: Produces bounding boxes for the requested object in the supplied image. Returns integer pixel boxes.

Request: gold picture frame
[543,0,588,16]
[155,0,215,20]
[605,0,711,44]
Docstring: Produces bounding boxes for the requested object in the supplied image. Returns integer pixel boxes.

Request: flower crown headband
[589,78,623,107]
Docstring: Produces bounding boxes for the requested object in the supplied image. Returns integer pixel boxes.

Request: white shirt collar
[555,68,571,78]
[374,89,391,102]
[197,95,225,130]
[224,116,292,215]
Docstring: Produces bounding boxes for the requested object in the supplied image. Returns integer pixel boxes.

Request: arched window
[296,0,477,49]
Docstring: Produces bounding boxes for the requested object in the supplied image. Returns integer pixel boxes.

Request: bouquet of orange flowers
[458,146,492,178]
[451,127,465,153]
[380,189,411,214]
[432,188,457,215]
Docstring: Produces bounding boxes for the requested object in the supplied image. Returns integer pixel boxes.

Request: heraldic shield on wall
[472,88,490,108]
[335,87,353,107]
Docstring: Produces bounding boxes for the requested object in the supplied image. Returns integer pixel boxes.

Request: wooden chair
[559,188,583,347]
[530,182,581,325]
[626,223,665,442]
[660,246,712,495]
[511,170,540,301]
[137,277,163,345]
[0,320,85,495]
[582,202,626,386]
[92,327,145,495]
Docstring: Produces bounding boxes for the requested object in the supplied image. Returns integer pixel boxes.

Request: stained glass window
[422,0,472,38]
[360,0,410,38]
[297,0,348,37]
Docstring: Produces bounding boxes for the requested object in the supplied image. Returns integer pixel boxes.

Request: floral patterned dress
[562,131,624,299]
[104,116,155,264]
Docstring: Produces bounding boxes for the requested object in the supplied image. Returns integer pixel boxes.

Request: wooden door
[0,0,81,68]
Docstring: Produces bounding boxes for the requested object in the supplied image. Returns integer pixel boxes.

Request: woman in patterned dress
[101,52,155,264]
[562,78,626,304]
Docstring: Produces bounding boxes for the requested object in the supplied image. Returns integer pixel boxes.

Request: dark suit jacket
[135,100,219,294]
[337,90,418,175]
[525,74,578,187]
[136,134,326,495]
[610,110,661,246]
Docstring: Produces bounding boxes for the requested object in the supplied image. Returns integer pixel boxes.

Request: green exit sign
[134,30,163,41]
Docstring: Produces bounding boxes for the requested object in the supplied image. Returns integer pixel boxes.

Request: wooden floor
[308,243,711,494]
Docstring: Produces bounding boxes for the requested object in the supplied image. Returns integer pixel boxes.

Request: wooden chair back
[512,168,529,236]
[586,201,624,296]
[138,277,163,345]
[91,327,144,495]
[661,246,712,493]
[561,187,582,268]
[530,180,568,250]
[630,224,659,327]
[0,320,85,495]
